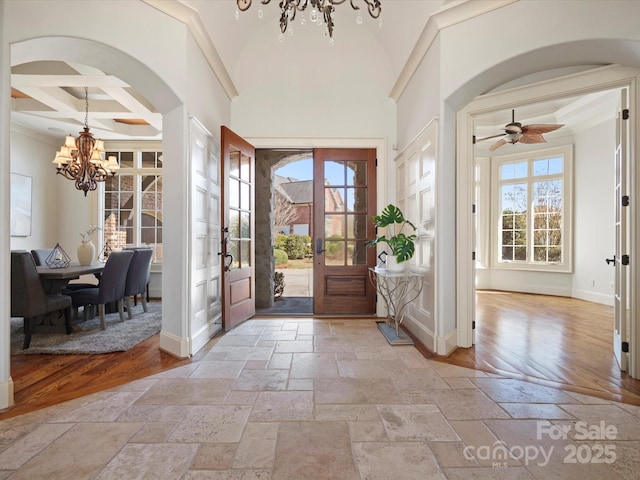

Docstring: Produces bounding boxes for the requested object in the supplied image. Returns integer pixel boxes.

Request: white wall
[572,118,616,304]
[395,0,640,348]
[230,15,396,141]
[1,0,14,412]
[1,0,233,410]
[440,1,640,111]
[9,126,62,251]
[396,35,441,152]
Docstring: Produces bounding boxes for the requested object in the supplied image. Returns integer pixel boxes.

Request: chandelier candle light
[236,0,382,43]
[52,87,119,196]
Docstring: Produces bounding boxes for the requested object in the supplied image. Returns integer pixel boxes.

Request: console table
[368,267,423,345]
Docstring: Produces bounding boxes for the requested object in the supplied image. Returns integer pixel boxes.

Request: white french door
[612,88,630,371]
[189,118,223,354]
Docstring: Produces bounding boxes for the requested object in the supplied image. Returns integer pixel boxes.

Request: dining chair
[30,249,53,266]
[11,251,73,349]
[68,250,134,330]
[123,248,153,319]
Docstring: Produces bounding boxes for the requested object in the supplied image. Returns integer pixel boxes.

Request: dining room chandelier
[236,0,382,41]
[52,87,119,196]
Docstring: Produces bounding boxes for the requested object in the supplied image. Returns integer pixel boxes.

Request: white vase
[386,255,406,273]
[77,241,96,265]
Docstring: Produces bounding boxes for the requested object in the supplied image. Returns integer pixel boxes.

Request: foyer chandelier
[52,87,119,196]
[236,0,382,42]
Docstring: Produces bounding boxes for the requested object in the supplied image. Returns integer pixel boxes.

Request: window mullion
[527,165,533,263]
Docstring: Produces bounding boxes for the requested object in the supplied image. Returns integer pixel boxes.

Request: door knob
[606,255,616,265]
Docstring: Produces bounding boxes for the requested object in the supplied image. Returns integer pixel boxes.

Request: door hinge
[622,341,629,353]
[622,195,630,206]
[472,320,476,330]
[375,294,378,303]
[472,251,476,261]
[472,204,476,214]
[623,108,630,120]
[622,255,630,265]
[472,135,476,144]
[375,158,378,167]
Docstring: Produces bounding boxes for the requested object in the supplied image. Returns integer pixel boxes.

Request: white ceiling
[8,0,618,145]
[10,0,443,142]
[192,0,440,81]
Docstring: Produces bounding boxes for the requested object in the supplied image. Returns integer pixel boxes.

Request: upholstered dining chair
[30,249,53,266]
[11,250,73,349]
[68,250,134,330]
[123,248,153,319]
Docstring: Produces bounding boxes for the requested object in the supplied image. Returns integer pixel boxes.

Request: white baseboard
[436,329,458,356]
[159,330,190,358]
[0,378,15,412]
[403,316,436,352]
[572,289,614,307]
[403,314,459,356]
[191,320,222,355]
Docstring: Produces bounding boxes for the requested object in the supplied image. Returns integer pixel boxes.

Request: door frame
[247,137,387,317]
[456,65,640,376]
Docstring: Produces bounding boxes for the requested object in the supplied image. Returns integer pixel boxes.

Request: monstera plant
[366,204,417,266]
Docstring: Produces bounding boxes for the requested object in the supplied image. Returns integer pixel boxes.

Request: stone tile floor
[2,317,640,479]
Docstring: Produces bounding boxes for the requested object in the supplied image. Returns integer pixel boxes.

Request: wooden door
[313,148,377,314]
[221,126,255,330]
[613,89,630,371]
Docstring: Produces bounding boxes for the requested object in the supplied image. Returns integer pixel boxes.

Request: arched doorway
[455,64,640,385]
[4,36,182,410]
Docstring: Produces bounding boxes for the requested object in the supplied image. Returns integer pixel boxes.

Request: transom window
[101,144,163,263]
[491,146,573,272]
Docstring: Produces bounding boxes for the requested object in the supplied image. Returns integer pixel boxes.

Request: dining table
[37,263,105,294]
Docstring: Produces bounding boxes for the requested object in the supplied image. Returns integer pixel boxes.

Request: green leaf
[392,233,416,262]
[372,204,405,228]
[367,204,416,263]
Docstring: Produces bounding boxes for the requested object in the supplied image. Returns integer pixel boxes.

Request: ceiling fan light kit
[236,0,382,44]
[476,109,564,151]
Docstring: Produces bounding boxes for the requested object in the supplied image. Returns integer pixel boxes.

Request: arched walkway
[3,36,183,410]
[449,39,640,378]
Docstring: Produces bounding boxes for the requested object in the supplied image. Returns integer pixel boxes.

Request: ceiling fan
[475,109,564,151]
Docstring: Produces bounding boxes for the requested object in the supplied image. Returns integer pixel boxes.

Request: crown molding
[389,0,517,101]
[142,0,239,100]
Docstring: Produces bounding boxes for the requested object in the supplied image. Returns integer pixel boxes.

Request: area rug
[10,302,162,355]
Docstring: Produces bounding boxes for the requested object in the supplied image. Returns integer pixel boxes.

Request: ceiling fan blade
[521,124,564,135]
[476,133,506,142]
[489,138,508,151]
[518,133,546,144]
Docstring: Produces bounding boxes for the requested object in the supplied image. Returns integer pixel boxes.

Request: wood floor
[434,290,640,405]
[0,334,201,421]
[4,290,640,421]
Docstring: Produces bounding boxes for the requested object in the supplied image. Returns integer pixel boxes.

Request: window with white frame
[102,145,163,263]
[491,145,573,272]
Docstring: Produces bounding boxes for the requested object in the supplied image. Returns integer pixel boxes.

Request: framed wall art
[10,173,32,237]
